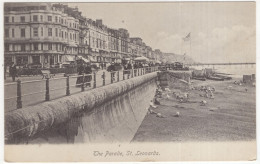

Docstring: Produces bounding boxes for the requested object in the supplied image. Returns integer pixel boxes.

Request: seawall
[5,72,158,144]
[158,70,192,90]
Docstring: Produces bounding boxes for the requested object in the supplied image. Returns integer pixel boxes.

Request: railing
[16,67,78,76]
[4,67,160,112]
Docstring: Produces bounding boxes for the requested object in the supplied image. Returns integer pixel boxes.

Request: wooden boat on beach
[192,76,206,81]
[207,75,224,81]
[214,74,232,80]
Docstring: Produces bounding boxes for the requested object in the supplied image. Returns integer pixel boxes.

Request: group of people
[123,62,156,70]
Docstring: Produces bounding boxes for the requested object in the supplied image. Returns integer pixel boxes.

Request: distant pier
[187,62,256,66]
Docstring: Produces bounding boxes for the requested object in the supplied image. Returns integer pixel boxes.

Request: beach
[132,77,256,142]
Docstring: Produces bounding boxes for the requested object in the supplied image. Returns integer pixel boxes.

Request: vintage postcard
[3,1,257,162]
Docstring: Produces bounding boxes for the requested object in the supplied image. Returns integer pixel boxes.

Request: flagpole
[181,38,183,59]
[189,34,191,57]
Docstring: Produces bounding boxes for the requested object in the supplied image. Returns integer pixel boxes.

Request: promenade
[4,69,131,113]
[4,67,158,113]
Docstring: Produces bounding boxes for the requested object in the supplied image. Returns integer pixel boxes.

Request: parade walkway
[4,68,157,113]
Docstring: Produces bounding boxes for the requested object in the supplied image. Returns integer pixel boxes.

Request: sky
[69,2,256,63]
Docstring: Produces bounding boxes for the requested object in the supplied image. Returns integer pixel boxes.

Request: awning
[123,58,131,61]
[78,56,90,63]
[134,56,149,62]
[63,55,75,62]
[88,56,96,62]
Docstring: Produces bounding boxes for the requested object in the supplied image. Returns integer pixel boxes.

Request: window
[70,33,72,40]
[48,43,52,50]
[61,31,63,38]
[5,29,9,38]
[55,28,58,37]
[12,17,14,22]
[32,56,40,64]
[48,16,52,22]
[61,18,63,24]
[5,44,9,51]
[21,44,26,51]
[40,15,43,22]
[41,27,43,36]
[56,44,58,51]
[12,29,15,37]
[4,17,9,23]
[33,43,38,51]
[20,16,25,22]
[33,15,38,22]
[33,28,38,37]
[55,16,58,23]
[16,56,28,66]
[21,28,25,37]
[48,28,52,36]
[12,44,15,51]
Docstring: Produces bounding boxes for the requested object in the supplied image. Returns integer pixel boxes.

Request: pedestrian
[84,63,92,87]
[9,62,17,82]
[76,62,85,87]
[4,64,7,80]
[127,62,132,70]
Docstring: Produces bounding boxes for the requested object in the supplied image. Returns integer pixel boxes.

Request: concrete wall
[5,72,157,144]
[158,71,191,90]
[61,80,156,143]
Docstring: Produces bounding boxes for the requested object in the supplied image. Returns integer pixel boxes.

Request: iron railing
[4,67,162,112]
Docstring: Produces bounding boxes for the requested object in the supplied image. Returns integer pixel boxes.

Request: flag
[183,32,191,41]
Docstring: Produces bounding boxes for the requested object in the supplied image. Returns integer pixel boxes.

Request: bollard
[66,75,70,96]
[81,74,85,92]
[17,79,22,109]
[93,72,96,88]
[117,71,120,82]
[45,77,50,101]
[103,72,105,86]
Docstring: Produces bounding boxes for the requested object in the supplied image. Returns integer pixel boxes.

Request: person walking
[4,64,7,80]
[9,62,17,82]
[76,62,85,87]
[84,63,92,87]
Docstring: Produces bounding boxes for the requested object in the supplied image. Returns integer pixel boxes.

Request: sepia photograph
[2,0,257,162]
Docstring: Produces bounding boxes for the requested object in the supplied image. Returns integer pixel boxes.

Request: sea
[189,64,256,79]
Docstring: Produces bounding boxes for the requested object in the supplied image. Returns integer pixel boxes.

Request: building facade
[4,2,165,68]
[4,3,80,68]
